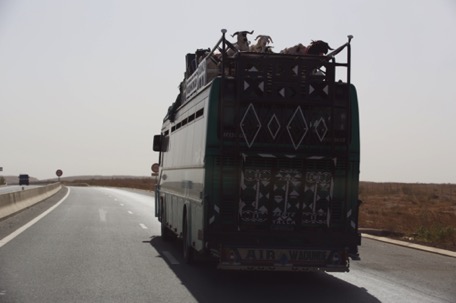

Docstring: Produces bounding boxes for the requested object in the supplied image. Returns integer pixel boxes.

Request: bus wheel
[182,213,194,264]
[161,221,173,241]
[160,201,173,241]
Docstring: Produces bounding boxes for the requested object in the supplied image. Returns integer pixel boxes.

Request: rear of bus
[203,51,361,271]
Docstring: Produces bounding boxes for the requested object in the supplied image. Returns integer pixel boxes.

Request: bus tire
[161,222,173,241]
[160,200,173,241]
[182,212,194,264]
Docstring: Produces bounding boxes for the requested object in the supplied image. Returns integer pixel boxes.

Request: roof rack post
[347,35,353,86]
[221,29,227,81]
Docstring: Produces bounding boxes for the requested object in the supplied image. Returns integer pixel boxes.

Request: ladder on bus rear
[217,74,242,231]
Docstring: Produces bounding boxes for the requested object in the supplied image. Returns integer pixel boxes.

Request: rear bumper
[218,263,349,272]
[217,246,350,272]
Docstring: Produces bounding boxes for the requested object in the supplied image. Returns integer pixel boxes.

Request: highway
[0,186,455,303]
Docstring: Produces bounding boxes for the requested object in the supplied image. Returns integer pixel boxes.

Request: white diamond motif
[287,107,308,150]
[315,117,328,142]
[267,114,281,139]
[240,103,262,148]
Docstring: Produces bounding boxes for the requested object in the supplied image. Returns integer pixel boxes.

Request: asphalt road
[0,186,455,303]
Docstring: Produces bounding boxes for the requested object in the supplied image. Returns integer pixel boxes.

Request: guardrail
[0,183,62,220]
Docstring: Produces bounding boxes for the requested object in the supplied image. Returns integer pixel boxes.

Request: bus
[153,30,361,271]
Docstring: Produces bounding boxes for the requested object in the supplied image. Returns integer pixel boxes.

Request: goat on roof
[249,35,274,53]
[227,30,254,56]
[280,39,333,56]
[306,40,333,55]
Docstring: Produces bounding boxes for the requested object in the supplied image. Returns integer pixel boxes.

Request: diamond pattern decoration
[292,65,299,76]
[239,168,271,223]
[315,117,328,142]
[240,103,262,148]
[272,169,302,225]
[244,79,265,96]
[309,83,329,97]
[244,81,250,91]
[258,81,264,92]
[267,114,281,139]
[287,107,308,150]
[239,158,335,227]
[302,171,332,225]
[278,87,296,98]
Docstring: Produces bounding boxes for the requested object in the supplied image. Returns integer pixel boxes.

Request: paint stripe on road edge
[362,233,456,258]
[0,188,71,248]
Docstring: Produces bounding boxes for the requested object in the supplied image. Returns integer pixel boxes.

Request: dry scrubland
[359,182,456,251]
[64,177,156,191]
[65,178,456,251]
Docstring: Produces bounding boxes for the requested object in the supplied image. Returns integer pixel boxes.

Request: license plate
[234,248,330,265]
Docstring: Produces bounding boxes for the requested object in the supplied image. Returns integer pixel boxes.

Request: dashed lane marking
[139,223,148,229]
[128,211,133,215]
[99,208,107,222]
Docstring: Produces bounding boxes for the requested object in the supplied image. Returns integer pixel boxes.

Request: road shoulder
[0,187,69,241]
[362,233,456,258]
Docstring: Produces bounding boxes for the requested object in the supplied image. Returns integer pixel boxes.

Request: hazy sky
[1,0,455,183]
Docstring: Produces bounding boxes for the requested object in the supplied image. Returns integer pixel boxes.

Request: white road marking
[120,203,124,207]
[0,188,71,248]
[162,251,180,265]
[128,211,133,215]
[139,223,148,229]
[99,208,107,222]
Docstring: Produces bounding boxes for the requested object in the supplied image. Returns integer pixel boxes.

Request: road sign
[56,169,63,177]
[151,163,159,173]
